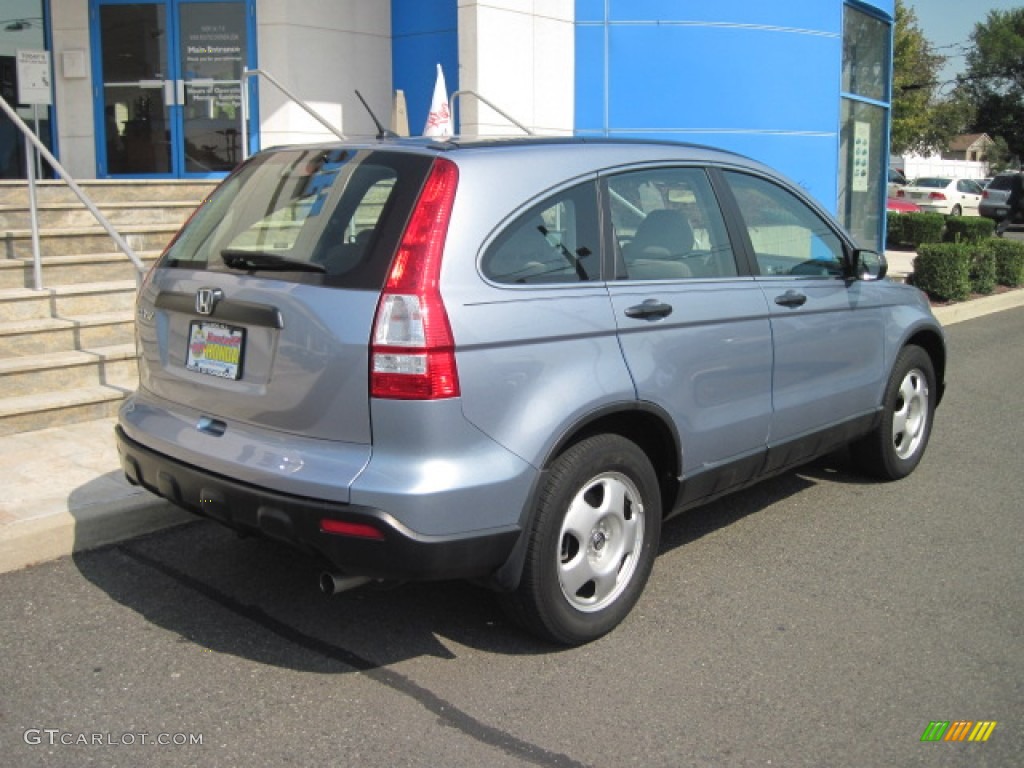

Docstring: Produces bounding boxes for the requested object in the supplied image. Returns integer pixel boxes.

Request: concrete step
[1,224,178,259]
[0,281,138,323]
[0,312,136,356]
[0,251,157,289]
[0,344,138,398]
[0,385,129,436]
[0,179,216,206]
[0,201,197,230]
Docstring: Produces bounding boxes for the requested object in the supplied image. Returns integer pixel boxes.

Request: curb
[0,492,191,575]
[931,287,1024,326]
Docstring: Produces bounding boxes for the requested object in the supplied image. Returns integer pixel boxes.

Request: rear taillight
[897,189,905,197]
[929,192,947,200]
[982,190,991,199]
[370,158,460,400]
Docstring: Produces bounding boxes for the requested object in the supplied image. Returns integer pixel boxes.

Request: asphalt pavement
[0,307,1021,767]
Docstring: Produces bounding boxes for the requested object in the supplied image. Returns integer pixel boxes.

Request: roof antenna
[355,90,398,139]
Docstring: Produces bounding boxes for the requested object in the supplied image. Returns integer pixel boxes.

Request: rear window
[160,148,433,289]
[988,175,1017,191]
[912,178,951,189]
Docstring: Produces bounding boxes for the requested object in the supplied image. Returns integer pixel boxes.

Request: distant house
[942,133,994,163]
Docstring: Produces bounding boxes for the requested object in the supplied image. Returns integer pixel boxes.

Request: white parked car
[896,177,984,216]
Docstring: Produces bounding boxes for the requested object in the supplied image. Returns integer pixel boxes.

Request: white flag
[423,63,453,137]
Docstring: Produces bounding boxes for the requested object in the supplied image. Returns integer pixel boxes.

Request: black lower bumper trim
[115,426,521,581]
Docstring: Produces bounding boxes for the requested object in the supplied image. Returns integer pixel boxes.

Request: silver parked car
[117,138,947,644]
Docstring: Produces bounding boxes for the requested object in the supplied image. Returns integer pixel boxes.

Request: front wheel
[851,346,936,480]
[501,434,662,645]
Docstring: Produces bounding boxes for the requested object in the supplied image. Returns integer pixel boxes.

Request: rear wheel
[501,434,662,645]
[951,204,963,216]
[852,346,936,480]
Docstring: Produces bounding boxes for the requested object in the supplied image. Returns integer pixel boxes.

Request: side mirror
[851,249,887,281]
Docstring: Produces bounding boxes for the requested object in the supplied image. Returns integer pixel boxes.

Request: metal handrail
[0,92,144,289]
[448,90,534,136]
[240,67,346,159]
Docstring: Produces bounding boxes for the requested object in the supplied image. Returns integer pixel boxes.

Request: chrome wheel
[558,472,645,613]
[892,367,929,460]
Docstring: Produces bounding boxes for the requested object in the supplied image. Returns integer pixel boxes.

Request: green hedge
[889,212,945,247]
[944,216,996,243]
[914,244,971,302]
[969,243,997,295]
[989,238,1024,287]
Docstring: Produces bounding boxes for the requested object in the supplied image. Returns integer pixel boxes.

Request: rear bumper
[116,426,521,581]
[979,203,1008,221]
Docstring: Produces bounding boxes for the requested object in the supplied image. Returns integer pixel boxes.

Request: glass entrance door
[94,0,254,178]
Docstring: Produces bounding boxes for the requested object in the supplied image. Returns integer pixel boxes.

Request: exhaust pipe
[319,572,372,596]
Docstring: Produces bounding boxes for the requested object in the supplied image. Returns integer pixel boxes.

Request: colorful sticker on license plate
[186,321,245,380]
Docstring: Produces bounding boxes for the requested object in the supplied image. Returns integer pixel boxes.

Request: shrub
[886,211,904,247]
[967,243,997,295]
[914,243,971,302]
[944,216,995,244]
[901,213,945,247]
[988,238,1024,287]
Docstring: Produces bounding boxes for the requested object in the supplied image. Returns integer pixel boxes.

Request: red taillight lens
[320,519,385,540]
[370,158,460,400]
[929,192,947,200]
[897,189,905,197]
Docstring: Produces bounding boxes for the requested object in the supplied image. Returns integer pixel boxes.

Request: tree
[890,0,974,155]
[959,8,1024,166]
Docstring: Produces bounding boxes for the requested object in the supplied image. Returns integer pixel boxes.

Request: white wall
[457,0,574,136]
[255,0,392,149]
[893,154,989,181]
[50,1,95,178]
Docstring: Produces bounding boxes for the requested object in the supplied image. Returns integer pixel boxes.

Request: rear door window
[160,148,433,289]
[607,167,738,280]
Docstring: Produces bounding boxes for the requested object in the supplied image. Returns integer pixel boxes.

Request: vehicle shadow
[71,450,870,671]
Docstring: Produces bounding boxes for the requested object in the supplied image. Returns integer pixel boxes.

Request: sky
[903,0,1023,89]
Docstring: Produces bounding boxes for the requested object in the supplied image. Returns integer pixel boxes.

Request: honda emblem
[195,287,223,316]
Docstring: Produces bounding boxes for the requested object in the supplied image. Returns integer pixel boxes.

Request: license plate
[186,321,245,380]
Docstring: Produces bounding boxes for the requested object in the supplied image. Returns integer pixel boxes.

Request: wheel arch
[904,328,946,405]
[486,402,682,593]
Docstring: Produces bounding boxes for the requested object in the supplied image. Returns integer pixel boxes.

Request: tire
[851,346,936,481]
[501,434,662,645]
[951,204,962,216]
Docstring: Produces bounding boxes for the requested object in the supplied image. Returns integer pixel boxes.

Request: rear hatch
[135,146,434,442]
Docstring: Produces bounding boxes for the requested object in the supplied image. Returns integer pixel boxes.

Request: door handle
[774,290,807,308]
[624,299,673,320]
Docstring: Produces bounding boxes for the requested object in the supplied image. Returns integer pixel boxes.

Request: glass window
[724,172,845,278]
[607,167,737,281]
[842,4,890,102]
[0,0,52,179]
[838,98,885,249]
[481,182,600,284]
[161,148,433,289]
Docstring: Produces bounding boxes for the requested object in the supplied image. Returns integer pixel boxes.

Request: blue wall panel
[605,25,840,133]
[571,0,901,213]
[391,0,458,135]
[604,0,840,31]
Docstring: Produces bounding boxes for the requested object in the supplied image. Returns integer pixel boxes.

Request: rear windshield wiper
[221,249,326,273]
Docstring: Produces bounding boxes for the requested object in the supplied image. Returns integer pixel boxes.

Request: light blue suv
[117,138,946,644]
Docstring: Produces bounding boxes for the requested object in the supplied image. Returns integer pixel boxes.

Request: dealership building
[1,0,894,247]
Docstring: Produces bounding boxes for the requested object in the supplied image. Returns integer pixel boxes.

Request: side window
[481,182,599,284]
[607,167,737,281]
[724,172,845,277]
